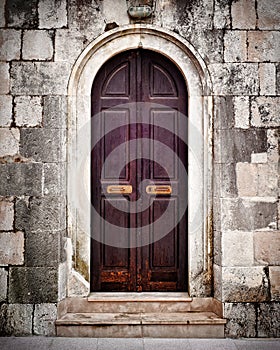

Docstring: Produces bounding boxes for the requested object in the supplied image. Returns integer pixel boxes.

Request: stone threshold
[87,292,193,302]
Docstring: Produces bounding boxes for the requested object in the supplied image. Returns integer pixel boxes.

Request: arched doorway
[90,49,188,292]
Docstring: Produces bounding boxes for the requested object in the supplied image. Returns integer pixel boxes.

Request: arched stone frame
[66,24,213,297]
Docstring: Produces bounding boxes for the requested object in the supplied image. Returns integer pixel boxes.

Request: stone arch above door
[67,24,213,297]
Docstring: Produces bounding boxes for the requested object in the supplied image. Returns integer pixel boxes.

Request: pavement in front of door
[0,337,280,350]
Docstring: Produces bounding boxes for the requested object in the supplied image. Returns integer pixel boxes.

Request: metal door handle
[106,185,133,194]
[146,185,172,195]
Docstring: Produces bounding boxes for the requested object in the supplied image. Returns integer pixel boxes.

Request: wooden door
[91,49,188,292]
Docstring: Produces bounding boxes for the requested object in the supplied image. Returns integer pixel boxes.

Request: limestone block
[221,198,277,231]
[214,163,237,198]
[4,304,33,336]
[11,62,70,95]
[257,0,280,30]
[20,128,66,162]
[224,31,247,62]
[0,63,10,94]
[257,163,278,197]
[0,163,42,196]
[224,303,256,337]
[233,96,249,129]
[43,163,66,196]
[6,0,38,28]
[0,128,19,157]
[259,64,276,95]
[101,0,129,26]
[248,31,280,62]
[0,95,13,127]
[0,198,14,231]
[213,0,231,29]
[34,304,57,336]
[9,267,58,303]
[58,262,67,300]
[213,264,222,300]
[222,231,254,267]
[15,96,42,127]
[267,129,279,163]
[22,30,53,60]
[55,29,84,64]
[258,303,280,337]
[0,231,24,265]
[236,163,258,197]
[0,268,8,302]
[254,231,280,265]
[231,0,256,29]
[222,267,269,302]
[43,95,67,129]
[213,96,234,130]
[269,267,280,301]
[209,63,258,95]
[0,0,5,27]
[15,196,66,232]
[0,29,21,60]
[251,97,280,128]
[251,152,267,163]
[38,0,67,29]
[277,63,280,95]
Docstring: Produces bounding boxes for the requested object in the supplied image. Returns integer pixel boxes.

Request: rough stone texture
[276,63,280,95]
[269,267,280,301]
[101,0,128,27]
[231,0,256,29]
[10,62,71,95]
[0,63,10,94]
[42,95,67,129]
[14,96,42,127]
[209,63,259,95]
[20,128,66,162]
[251,152,267,164]
[6,0,38,28]
[55,29,84,64]
[254,231,280,265]
[213,0,230,29]
[257,163,278,197]
[259,64,276,96]
[221,198,277,231]
[0,163,42,196]
[34,303,57,336]
[22,30,53,60]
[38,0,67,29]
[221,267,269,302]
[0,268,8,302]
[213,264,222,300]
[43,163,66,196]
[257,0,280,30]
[15,196,66,232]
[251,97,280,128]
[9,267,58,303]
[214,163,237,198]
[0,29,21,60]
[233,96,249,129]
[0,128,19,157]
[258,303,280,337]
[0,197,14,231]
[222,231,254,267]
[248,31,280,62]
[224,303,256,338]
[213,96,234,130]
[3,304,33,336]
[0,95,13,127]
[224,31,247,62]
[58,262,67,300]
[0,0,5,27]
[267,129,279,163]
[0,231,24,265]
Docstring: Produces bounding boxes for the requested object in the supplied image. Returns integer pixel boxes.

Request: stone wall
[0,0,279,337]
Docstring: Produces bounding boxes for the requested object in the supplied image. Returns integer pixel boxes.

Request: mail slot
[146,185,172,195]
[106,185,133,194]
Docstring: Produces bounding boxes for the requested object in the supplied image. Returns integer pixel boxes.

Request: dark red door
[91,49,188,292]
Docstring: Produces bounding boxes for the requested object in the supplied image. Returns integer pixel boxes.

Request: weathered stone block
[213,0,231,29]
[0,95,13,127]
[0,29,21,60]
[42,95,67,129]
[213,264,222,300]
[213,96,234,130]
[209,63,259,95]
[0,0,5,27]
[224,303,256,337]
[254,231,280,265]
[101,0,128,26]
[251,97,280,128]
[222,267,269,302]
[276,63,280,95]
[257,0,280,30]
[15,96,42,127]
[231,0,256,29]
[0,268,8,302]
[9,267,58,303]
[38,0,67,29]
[251,152,267,164]
[55,29,85,64]
[214,163,237,198]
[15,196,66,232]
[221,198,277,231]
[222,231,254,267]
[248,31,280,62]
[10,62,70,95]
[236,163,258,197]
[0,128,19,157]
[258,303,280,337]
[257,163,278,198]
[0,63,10,94]
[0,231,24,265]
[267,129,279,163]
[43,163,66,196]
[4,304,33,336]
[0,197,14,231]
[259,63,276,96]
[269,267,280,301]
[58,262,67,300]
[6,0,38,28]
[0,163,42,196]
[22,30,53,60]
[234,96,249,129]
[34,303,57,336]
[20,128,66,162]
[224,31,247,62]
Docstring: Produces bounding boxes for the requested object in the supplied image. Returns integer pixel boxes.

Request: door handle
[146,185,172,195]
[106,185,133,194]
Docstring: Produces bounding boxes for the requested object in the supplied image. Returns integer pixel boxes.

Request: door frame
[66,24,213,297]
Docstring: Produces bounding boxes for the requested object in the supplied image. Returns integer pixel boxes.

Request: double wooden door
[91,49,188,292]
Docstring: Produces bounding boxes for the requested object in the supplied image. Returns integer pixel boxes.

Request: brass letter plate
[107,185,132,194]
[146,185,172,195]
